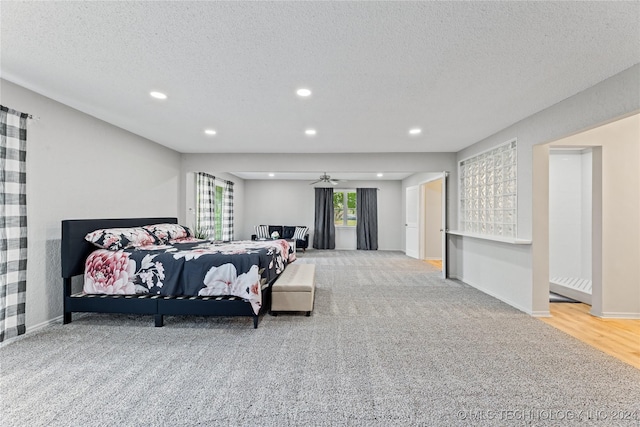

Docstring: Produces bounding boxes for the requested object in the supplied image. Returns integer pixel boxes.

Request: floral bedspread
[84,239,295,314]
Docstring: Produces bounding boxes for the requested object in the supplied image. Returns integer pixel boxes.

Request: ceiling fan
[309,172,341,185]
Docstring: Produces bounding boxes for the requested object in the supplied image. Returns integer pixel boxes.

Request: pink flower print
[154,230,169,241]
[103,235,121,250]
[250,282,259,296]
[168,237,203,244]
[84,250,136,294]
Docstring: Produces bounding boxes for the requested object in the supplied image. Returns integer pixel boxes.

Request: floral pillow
[85,227,158,251]
[143,223,193,243]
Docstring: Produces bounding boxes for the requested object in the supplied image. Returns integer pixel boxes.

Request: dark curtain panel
[356,188,378,250]
[313,188,335,249]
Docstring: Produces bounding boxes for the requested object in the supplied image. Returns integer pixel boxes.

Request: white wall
[549,150,590,279]
[452,64,639,316]
[242,179,403,250]
[1,79,182,331]
[244,180,314,241]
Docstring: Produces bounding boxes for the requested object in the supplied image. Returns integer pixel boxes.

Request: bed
[61,217,294,328]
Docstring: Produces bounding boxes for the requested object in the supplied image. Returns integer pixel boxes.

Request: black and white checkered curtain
[222,180,234,241]
[0,105,28,343]
[195,172,216,239]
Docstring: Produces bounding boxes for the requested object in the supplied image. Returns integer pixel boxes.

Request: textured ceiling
[1,1,639,154]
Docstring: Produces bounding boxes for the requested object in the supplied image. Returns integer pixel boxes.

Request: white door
[405,185,419,258]
[440,172,448,279]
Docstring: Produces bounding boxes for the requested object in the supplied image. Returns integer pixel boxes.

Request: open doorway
[548,148,593,305]
[420,178,443,271]
[534,113,640,368]
[533,112,639,319]
[404,172,448,278]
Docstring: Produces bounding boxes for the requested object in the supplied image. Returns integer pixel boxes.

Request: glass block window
[459,139,517,237]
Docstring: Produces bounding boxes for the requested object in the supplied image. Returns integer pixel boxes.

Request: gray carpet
[1,251,639,426]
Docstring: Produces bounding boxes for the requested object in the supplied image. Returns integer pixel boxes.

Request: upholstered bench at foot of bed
[270,264,316,316]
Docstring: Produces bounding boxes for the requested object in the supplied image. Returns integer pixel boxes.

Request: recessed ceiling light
[268,173,275,177]
[296,88,312,97]
[204,129,217,135]
[150,91,167,100]
[377,173,384,177]
[305,129,317,136]
[409,128,422,135]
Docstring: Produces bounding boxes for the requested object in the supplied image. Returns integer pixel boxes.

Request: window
[195,173,225,240]
[334,190,357,226]
[459,139,517,237]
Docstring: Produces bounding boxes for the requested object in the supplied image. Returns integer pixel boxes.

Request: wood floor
[541,303,640,369]
[425,259,442,270]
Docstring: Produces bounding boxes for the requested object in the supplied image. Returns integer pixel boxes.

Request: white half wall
[451,236,533,313]
[1,79,182,331]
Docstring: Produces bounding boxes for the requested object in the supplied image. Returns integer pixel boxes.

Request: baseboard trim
[29,315,65,332]
[591,311,640,319]
[0,313,93,348]
[531,310,551,318]
[457,276,534,316]
[0,315,62,347]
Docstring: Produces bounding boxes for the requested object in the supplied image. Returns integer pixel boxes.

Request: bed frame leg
[253,315,259,329]
[306,311,311,317]
[63,278,72,324]
[155,314,164,327]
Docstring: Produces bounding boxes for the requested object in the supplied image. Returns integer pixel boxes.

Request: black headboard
[61,217,178,279]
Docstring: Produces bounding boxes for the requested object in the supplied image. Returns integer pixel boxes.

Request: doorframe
[416,173,448,278]
[532,143,603,317]
[405,185,420,259]
[419,179,434,259]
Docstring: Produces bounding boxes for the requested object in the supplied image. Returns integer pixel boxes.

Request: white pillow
[255,225,269,239]
[293,226,308,241]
